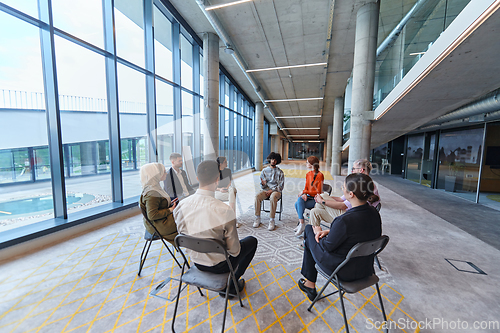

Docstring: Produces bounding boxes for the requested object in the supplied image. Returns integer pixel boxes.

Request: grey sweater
[260,166,285,192]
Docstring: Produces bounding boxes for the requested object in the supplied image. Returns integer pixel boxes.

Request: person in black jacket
[298,173,382,301]
[163,152,195,201]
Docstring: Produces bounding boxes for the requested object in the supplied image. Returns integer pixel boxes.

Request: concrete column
[332,97,344,176]
[203,32,219,159]
[348,1,379,171]
[326,125,333,166]
[274,136,280,155]
[255,102,264,171]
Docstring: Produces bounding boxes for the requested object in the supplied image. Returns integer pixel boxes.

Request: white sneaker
[268,219,275,231]
[293,224,300,232]
[236,222,242,228]
[253,217,261,228]
[295,223,306,237]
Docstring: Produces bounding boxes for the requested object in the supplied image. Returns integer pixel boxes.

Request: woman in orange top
[294,156,324,236]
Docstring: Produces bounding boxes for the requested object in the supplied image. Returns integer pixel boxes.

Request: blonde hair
[354,159,372,174]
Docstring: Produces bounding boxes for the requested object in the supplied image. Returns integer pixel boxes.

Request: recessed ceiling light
[205,0,252,10]
[275,115,321,119]
[246,62,327,73]
[281,128,321,130]
[265,97,323,102]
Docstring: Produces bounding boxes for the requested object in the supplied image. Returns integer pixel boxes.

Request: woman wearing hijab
[139,163,178,244]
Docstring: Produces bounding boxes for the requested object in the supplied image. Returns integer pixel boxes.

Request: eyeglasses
[351,167,363,172]
[341,184,345,191]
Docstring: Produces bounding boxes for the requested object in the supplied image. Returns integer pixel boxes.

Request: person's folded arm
[145,195,171,221]
[321,219,347,252]
[324,199,347,210]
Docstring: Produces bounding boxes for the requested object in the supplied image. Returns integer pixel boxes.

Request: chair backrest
[375,202,381,212]
[174,234,228,256]
[332,235,389,276]
[323,183,332,196]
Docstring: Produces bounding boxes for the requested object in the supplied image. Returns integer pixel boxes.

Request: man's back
[174,189,240,266]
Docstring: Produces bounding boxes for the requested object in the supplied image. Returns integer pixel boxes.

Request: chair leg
[138,240,153,276]
[171,266,185,333]
[338,290,350,333]
[159,238,182,269]
[221,276,231,333]
[375,255,382,270]
[376,282,388,331]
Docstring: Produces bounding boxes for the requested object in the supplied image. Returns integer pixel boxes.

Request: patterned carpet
[0,166,419,332]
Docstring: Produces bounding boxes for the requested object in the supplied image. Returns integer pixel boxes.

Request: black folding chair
[261,192,283,220]
[138,203,181,276]
[323,183,333,196]
[172,234,244,333]
[374,203,382,269]
[307,236,390,333]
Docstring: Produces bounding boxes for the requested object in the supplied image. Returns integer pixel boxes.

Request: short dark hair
[169,152,182,161]
[267,152,282,164]
[197,160,220,186]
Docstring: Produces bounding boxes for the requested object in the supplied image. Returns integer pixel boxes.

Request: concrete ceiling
[166,0,500,147]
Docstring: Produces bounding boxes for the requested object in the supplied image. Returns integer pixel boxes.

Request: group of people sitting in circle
[139,151,381,300]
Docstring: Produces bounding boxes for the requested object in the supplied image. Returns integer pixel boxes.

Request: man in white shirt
[163,153,195,201]
[174,160,258,298]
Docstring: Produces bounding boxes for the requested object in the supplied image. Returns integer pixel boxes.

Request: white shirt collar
[196,188,215,197]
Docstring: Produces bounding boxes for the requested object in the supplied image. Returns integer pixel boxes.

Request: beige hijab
[140,163,171,203]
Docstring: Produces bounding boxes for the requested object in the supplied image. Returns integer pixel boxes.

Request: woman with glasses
[294,156,324,236]
[308,159,380,234]
[298,173,382,301]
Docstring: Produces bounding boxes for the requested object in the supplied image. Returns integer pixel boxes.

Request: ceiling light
[275,115,321,119]
[224,46,235,55]
[287,135,320,137]
[246,62,327,73]
[409,52,426,56]
[265,97,323,102]
[206,0,252,10]
[281,127,321,130]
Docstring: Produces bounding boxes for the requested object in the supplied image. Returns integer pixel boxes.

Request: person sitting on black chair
[163,152,195,201]
[174,160,258,298]
[298,173,382,301]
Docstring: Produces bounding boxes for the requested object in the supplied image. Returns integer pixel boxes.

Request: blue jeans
[295,196,316,219]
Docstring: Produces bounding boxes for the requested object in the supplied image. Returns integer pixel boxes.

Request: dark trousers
[301,225,331,283]
[195,236,258,281]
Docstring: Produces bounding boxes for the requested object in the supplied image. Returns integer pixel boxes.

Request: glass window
[224,81,230,107]
[1,1,38,18]
[182,91,194,154]
[156,79,174,167]
[199,52,204,96]
[117,63,147,199]
[114,0,145,68]
[0,13,53,230]
[154,5,173,81]
[55,36,111,213]
[52,0,104,48]
[437,127,483,200]
[180,34,193,90]
[405,135,424,184]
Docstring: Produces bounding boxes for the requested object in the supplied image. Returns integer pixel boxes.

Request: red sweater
[303,171,324,196]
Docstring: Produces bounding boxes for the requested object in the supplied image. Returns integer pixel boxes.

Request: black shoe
[219,278,245,299]
[298,278,317,301]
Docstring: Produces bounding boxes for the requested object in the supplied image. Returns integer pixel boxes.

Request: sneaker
[268,219,275,231]
[298,243,305,250]
[253,217,261,228]
[236,222,242,228]
[293,224,300,232]
[295,223,306,237]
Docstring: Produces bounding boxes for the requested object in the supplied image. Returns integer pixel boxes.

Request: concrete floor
[0,161,499,332]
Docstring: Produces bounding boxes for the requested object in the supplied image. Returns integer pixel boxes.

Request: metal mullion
[38,0,67,219]
[53,28,109,57]
[0,3,45,28]
[103,0,123,202]
[219,74,225,153]
[144,0,157,162]
[193,44,200,164]
[242,103,248,169]
[236,95,242,170]
[228,84,234,166]
[172,21,182,153]
[476,123,487,203]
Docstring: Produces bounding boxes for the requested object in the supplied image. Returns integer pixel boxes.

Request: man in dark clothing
[163,152,195,201]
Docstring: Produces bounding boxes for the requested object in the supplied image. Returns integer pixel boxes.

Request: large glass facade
[0,0,255,239]
[374,0,471,107]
